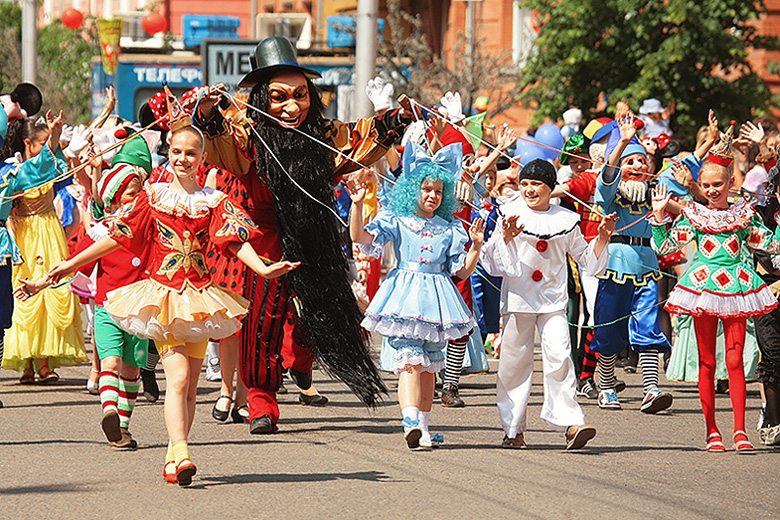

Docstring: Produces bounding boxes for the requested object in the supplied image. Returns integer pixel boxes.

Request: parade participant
[192,37,402,432]
[754,157,780,446]
[17,163,149,450]
[1,109,87,382]
[350,142,484,450]
[47,126,299,486]
[587,116,675,411]
[481,159,615,449]
[651,158,780,451]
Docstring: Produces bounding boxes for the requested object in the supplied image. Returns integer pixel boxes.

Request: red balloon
[61,7,84,30]
[142,12,168,35]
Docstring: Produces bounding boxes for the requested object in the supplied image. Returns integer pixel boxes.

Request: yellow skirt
[105,279,249,343]
[2,210,87,372]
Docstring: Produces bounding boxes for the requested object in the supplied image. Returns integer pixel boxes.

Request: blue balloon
[535,123,565,160]
[514,137,547,165]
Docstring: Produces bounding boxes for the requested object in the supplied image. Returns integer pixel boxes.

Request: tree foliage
[519,0,780,141]
[0,4,98,124]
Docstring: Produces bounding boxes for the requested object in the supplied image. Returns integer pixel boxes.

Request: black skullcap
[496,155,511,171]
[518,159,556,190]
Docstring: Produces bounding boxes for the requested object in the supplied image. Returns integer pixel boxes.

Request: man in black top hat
[194,36,410,433]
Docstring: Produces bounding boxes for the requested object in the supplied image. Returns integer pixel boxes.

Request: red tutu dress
[103,183,262,343]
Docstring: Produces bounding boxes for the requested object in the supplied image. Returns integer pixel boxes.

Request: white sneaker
[205,358,221,382]
[598,389,621,410]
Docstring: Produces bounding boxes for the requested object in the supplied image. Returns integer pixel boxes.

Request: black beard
[247,83,386,407]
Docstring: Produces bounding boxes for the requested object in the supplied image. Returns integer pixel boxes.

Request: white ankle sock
[419,411,431,433]
[401,406,419,431]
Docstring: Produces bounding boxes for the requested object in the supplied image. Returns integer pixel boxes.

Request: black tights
[765,383,780,427]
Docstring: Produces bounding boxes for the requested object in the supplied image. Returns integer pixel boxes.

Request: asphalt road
[1,344,779,520]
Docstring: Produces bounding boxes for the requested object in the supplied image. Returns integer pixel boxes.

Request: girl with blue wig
[349,142,485,450]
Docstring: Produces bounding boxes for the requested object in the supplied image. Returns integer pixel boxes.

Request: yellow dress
[2,182,87,371]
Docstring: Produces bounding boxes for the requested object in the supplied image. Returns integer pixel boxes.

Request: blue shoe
[598,389,621,410]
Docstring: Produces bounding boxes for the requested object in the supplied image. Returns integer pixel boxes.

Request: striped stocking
[118,375,141,428]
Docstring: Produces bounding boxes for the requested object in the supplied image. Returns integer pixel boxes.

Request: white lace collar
[147,183,226,217]
[397,214,451,235]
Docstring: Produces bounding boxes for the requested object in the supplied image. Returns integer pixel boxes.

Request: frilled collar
[499,196,580,239]
[681,200,755,234]
[147,183,226,217]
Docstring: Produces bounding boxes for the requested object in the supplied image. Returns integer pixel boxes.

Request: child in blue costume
[349,142,485,450]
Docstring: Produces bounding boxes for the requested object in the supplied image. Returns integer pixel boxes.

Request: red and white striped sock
[118,375,141,428]
[99,371,120,415]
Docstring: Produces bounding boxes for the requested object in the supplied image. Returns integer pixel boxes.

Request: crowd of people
[2,35,780,486]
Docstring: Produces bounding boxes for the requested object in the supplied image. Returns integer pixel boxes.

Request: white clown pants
[497,311,586,438]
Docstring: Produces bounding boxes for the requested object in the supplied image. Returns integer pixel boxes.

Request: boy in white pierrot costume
[481,159,616,449]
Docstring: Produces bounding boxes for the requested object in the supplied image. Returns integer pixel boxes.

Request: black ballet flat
[231,404,250,424]
[212,395,232,422]
[298,392,329,406]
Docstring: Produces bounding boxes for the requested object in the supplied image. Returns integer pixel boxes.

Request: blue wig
[386,162,459,221]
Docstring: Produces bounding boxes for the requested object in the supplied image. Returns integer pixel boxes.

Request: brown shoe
[110,427,138,450]
[441,384,465,408]
[501,433,527,449]
[100,410,122,443]
[565,425,596,450]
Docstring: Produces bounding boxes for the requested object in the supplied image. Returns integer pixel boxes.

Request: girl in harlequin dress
[651,162,780,452]
[349,142,485,450]
[48,126,299,485]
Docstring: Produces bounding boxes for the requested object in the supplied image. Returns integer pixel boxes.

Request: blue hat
[591,120,616,144]
[621,143,647,160]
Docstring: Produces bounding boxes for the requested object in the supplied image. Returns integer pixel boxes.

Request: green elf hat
[559,134,586,166]
[110,128,152,175]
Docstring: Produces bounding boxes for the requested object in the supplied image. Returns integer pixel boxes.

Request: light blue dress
[360,211,476,373]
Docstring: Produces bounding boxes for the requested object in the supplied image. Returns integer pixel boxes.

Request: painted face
[620,153,651,182]
[569,155,592,177]
[24,131,49,160]
[418,178,443,217]
[268,71,311,129]
[169,132,204,179]
[698,167,732,209]
[520,179,551,211]
[494,164,520,197]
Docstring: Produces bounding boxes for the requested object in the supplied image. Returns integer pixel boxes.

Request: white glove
[454,179,474,205]
[60,124,74,144]
[438,91,464,124]
[64,124,90,158]
[365,76,394,113]
[91,128,119,163]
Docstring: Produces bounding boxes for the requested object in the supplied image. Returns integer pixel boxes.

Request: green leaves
[519,0,778,140]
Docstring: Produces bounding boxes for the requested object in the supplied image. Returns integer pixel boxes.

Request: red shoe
[176,458,197,487]
[163,461,177,483]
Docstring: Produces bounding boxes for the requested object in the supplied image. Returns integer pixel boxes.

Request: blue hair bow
[402,142,463,179]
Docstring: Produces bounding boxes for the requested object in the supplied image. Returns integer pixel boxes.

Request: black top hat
[9,83,43,117]
[238,36,321,88]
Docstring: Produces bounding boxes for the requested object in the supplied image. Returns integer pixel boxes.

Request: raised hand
[706,109,719,141]
[344,178,367,203]
[502,215,524,244]
[64,124,91,158]
[651,183,672,220]
[365,76,394,113]
[439,91,465,124]
[739,120,764,145]
[469,218,486,247]
[617,116,636,143]
[46,109,65,145]
[497,126,518,152]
